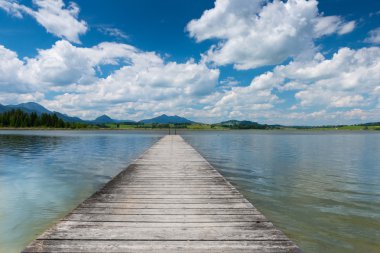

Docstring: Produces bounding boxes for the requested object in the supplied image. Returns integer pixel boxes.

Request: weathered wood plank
[86,197,250,204]
[107,186,237,189]
[99,189,241,195]
[63,213,269,222]
[38,227,289,241]
[93,193,244,199]
[22,135,300,253]
[24,240,301,253]
[72,208,262,215]
[54,221,274,228]
[78,202,254,209]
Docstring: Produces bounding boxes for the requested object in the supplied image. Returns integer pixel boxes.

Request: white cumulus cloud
[195,46,380,123]
[0,0,87,43]
[365,27,380,44]
[187,0,356,70]
[21,40,148,87]
[0,45,23,89]
[276,47,380,108]
[0,41,220,120]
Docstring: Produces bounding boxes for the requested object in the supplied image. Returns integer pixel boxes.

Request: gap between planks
[22,135,301,253]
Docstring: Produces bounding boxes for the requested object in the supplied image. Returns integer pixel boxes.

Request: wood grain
[22,135,301,253]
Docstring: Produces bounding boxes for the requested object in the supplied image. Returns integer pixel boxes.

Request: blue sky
[0,0,379,124]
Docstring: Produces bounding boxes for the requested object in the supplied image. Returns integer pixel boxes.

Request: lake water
[181,130,380,253]
[0,130,165,253]
[1,130,380,253]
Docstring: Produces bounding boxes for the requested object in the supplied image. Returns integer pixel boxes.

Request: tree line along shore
[0,109,379,131]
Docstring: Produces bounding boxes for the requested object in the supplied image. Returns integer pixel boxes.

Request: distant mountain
[3,102,52,115]
[0,102,138,124]
[91,115,135,124]
[54,112,84,123]
[7,102,51,114]
[0,102,84,123]
[0,104,7,113]
[216,119,271,129]
[219,120,260,126]
[139,114,194,124]
[360,122,380,126]
[1,102,378,128]
[92,114,118,124]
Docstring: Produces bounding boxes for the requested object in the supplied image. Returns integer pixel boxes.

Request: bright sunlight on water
[181,130,380,253]
[1,130,380,253]
[0,130,164,253]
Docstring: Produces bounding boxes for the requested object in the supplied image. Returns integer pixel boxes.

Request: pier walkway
[23,135,300,252]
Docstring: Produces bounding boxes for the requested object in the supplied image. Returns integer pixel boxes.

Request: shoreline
[0,127,379,131]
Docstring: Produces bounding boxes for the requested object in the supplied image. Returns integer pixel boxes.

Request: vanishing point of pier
[23,135,300,252]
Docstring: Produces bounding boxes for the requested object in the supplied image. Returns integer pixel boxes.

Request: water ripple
[181,130,380,253]
[0,130,164,253]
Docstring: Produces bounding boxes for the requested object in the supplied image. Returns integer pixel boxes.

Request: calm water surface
[0,130,164,253]
[1,130,380,253]
[181,130,380,253]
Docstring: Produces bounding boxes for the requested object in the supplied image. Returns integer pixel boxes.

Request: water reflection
[0,130,164,253]
[181,130,380,253]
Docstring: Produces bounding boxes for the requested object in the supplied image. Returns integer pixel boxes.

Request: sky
[0,0,379,125]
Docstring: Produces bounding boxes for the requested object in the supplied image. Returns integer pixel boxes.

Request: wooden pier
[23,135,300,252]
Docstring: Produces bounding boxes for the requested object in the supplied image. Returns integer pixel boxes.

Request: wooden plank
[93,193,244,199]
[99,190,241,194]
[72,208,262,215]
[22,135,300,253]
[106,186,238,189]
[55,221,274,228]
[86,197,250,204]
[78,202,254,209]
[38,227,289,241]
[24,240,300,253]
[63,213,269,222]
